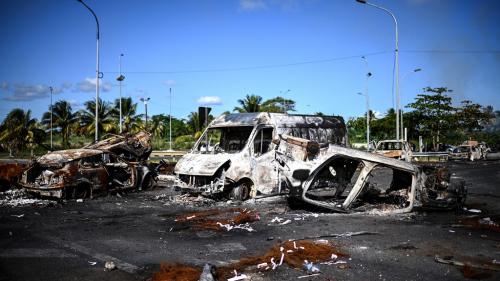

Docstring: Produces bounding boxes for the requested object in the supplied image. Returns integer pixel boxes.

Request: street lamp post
[140,97,150,131]
[356,0,400,140]
[169,88,172,151]
[49,86,53,149]
[400,68,421,140]
[357,92,370,150]
[280,89,291,113]
[116,54,125,133]
[77,0,100,141]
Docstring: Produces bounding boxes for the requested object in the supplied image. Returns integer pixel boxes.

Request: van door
[250,127,278,195]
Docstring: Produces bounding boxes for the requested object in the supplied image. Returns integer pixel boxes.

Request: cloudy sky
[1,0,499,122]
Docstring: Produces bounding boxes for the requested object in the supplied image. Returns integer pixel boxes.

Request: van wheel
[230,181,252,201]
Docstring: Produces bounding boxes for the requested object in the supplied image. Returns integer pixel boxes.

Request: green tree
[78,98,116,137]
[456,100,494,134]
[261,96,296,113]
[112,97,142,133]
[233,94,263,113]
[0,109,40,156]
[41,100,78,148]
[406,87,454,149]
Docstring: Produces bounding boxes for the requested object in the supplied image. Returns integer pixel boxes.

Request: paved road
[1,161,499,281]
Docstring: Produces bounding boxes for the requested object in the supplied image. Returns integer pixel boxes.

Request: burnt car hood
[84,131,152,161]
[175,153,231,176]
[37,149,103,166]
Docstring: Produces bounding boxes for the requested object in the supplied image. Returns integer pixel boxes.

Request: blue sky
[1,0,499,123]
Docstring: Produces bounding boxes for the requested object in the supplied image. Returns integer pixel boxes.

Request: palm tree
[77,98,116,138]
[112,97,142,133]
[233,94,263,113]
[42,100,78,148]
[0,108,39,156]
[150,114,167,137]
[187,111,201,135]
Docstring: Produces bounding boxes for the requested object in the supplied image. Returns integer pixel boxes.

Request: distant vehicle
[373,140,413,162]
[449,145,482,161]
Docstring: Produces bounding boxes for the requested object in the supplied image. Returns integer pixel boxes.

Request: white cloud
[197,96,222,105]
[373,111,384,119]
[239,0,267,11]
[2,83,70,101]
[163,79,176,86]
[75,77,112,93]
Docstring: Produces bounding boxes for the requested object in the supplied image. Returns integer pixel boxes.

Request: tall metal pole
[140,97,150,131]
[77,0,100,141]
[357,92,370,150]
[361,56,372,149]
[169,87,172,151]
[400,68,421,140]
[49,86,53,149]
[119,54,123,133]
[356,0,399,140]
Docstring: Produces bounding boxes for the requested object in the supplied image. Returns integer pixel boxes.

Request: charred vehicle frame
[18,132,156,199]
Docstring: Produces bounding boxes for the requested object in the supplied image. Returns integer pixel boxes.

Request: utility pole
[77,0,100,141]
[357,92,370,150]
[356,0,399,140]
[117,54,125,133]
[50,86,53,149]
[169,87,172,151]
[140,97,150,131]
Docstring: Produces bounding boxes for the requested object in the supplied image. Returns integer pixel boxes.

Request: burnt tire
[73,184,90,199]
[230,181,252,201]
[141,174,154,190]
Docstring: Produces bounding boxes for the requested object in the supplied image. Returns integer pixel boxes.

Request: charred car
[278,135,467,213]
[18,132,154,199]
[174,112,347,200]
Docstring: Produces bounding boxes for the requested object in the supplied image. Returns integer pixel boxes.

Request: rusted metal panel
[0,159,30,190]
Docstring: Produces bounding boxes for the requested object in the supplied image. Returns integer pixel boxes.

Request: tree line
[348,87,500,150]
[0,94,295,156]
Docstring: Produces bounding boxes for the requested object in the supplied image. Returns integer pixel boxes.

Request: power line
[401,50,500,54]
[101,49,500,75]
[102,51,391,74]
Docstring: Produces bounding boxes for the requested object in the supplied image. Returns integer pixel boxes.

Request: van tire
[230,181,252,201]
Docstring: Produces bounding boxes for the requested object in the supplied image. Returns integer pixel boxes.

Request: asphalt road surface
[1,160,499,281]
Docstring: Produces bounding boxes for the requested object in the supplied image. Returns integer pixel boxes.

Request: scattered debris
[435,255,500,272]
[198,264,217,281]
[104,261,116,271]
[290,231,378,241]
[297,273,320,278]
[303,261,320,274]
[456,216,500,233]
[173,208,260,232]
[152,240,348,281]
[0,189,57,207]
[10,214,24,218]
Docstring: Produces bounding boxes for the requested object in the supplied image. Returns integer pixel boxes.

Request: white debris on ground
[216,222,255,232]
[154,193,216,207]
[0,189,57,207]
